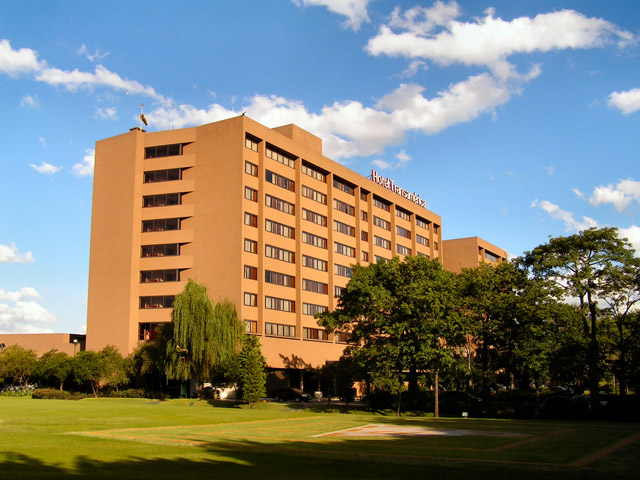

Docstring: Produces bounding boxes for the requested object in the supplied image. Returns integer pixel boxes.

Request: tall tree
[164,280,244,389]
[319,256,461,416]
[236,335,267,408]
[523,227,637,409]
[36,349,73,391]
[0,345,38,389]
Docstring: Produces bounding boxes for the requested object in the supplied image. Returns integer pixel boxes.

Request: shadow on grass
[2,433,636,480]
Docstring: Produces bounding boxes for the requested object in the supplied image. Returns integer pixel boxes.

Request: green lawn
[1,397,638,479]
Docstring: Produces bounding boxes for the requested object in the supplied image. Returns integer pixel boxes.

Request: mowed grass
[1,397,639,479]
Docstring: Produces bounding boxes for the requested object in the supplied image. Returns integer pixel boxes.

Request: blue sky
[1,0,639,335]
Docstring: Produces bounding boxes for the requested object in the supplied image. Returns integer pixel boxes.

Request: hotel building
[442,237,507,273]
[86,115,443,370]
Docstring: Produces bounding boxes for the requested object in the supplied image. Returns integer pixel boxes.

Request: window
[373,196,391,212]
[434,225,440,234]
[265,296,295,312]
[245,161,258,177]
[361,231,368,242]
[335,242,355,258]
[303,255,327,271]
[243,292,257,307]
[143,193,181,208]
[333,199,355,216]
[244,186,258,202]
[265,219,295,239]
[417,252,429,258]
[434,241,439,251]
[144,168,182,183]
[301,162,327,182]
[335,264,352,278]
[244,238,258,254]
[334,220,355,237]
[138,322,162,341]
[302,231,327,249]
[334,285,344,297]
[373,216,390,231]
[396,225,411,239]
[303,303,328,316]
[244,212,258,227]
[361,210,368,222]
[485,250,500,262]
[244,265,257,280]
[265,169,295,191]
[303,327,329,341]
[396,208,410,221]
[361,190,368,201]
[302,208,327,226]
[144,143,185,158]
[142,218,180,232]
[265,322,296,338]
[265,270,295,288]
[361,251,369,262]
[265,194,294,215]
[265,244,295,263]
[141,243,179,257]
[245,134,259,152]
[266,145,295,168]
[302,185,327,205]
[139,295,175,309]
[302,279,328,294]
[416,234,429,247]
[374,236,391,249]
[397,244,411,256]
[333,177,354,195]
[336,332,351,344]
[244,320,258,333]
[140,269,179,283]
[416,217,429,229]
[375,255,389,263]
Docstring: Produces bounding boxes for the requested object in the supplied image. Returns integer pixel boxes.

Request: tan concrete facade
[86,116,443,368]
[0,333,85,356]
[442,237,507,274]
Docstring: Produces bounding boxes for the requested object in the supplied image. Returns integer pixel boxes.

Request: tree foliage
[0,345,38,388]
[36,349,73,391]
[236,335,266,408]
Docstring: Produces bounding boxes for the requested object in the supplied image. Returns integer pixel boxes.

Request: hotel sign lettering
[371,170,426,208]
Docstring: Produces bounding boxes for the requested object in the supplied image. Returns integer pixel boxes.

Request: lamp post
[73,338,79,356]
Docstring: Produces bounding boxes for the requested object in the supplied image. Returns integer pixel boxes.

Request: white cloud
[608,88,640,115]
[542,166,555,176]
[396,150,411,166]
[372,158,392,169]
[0,39,44,76]
[20,94,38,108]
[0,290,56,334]
[618,225,640,255]
[39,137,46,147]
[95,107,118,119]
[35,64,167,103]
[589,178,640,213]
[29,161,62,175]
[293,0,371,30]
[0,243,34,263]
[77,44,109,62]
[72,148,95,176]
[397,60,428,78]
[531,199,598,232]
[367,6,634,80]
[573,188,584,198]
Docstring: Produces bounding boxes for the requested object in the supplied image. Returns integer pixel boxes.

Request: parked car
[270,388,312,402]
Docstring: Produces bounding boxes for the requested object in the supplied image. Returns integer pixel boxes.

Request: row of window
[144,143,185,159]
[265,145,296,168]
[302,162,327,183]
[141,269,180,283]
[142,243,180,257]
[143,193,181,208]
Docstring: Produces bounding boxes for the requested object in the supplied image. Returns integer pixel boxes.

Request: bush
[1,384,37,397]
[31,388,86,400]
[106,388,146,398]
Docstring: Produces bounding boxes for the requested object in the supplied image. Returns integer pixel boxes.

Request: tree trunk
[617,322,627,397]
[397,389,402,417]
[434,369,440,418]
[587,293,600,413]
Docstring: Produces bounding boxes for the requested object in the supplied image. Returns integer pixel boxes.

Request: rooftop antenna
[139,103,148,129]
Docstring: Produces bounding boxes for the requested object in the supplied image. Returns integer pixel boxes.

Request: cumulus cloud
[0,39,44,76]
[77,44,109,62]
[293,0,371,30]
[573,188,584,198]
[95,107,118,119]
[531,199,598,232]
[618,225,640,255]
[372,158,392,169]
[0,287,56,334]
[589,178,640,213]
[367,5,635,80]
[20,94,38,108]
[397,60,428,78]
[608,88,640,115]
[29,161,62,175]
[72,148,95,176]
[0,243,34,263]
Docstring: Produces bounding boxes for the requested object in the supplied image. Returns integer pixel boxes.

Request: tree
[523,227,638,409]
[236,335,266,408]
[319,256,461,416]
[98,345,128,391]
[36,349,73,391]
[0,345,38,389]
[72,350,103,397]
[163,280,244,389]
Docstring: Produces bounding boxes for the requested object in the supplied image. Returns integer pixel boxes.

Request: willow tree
[164,280,244,388]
